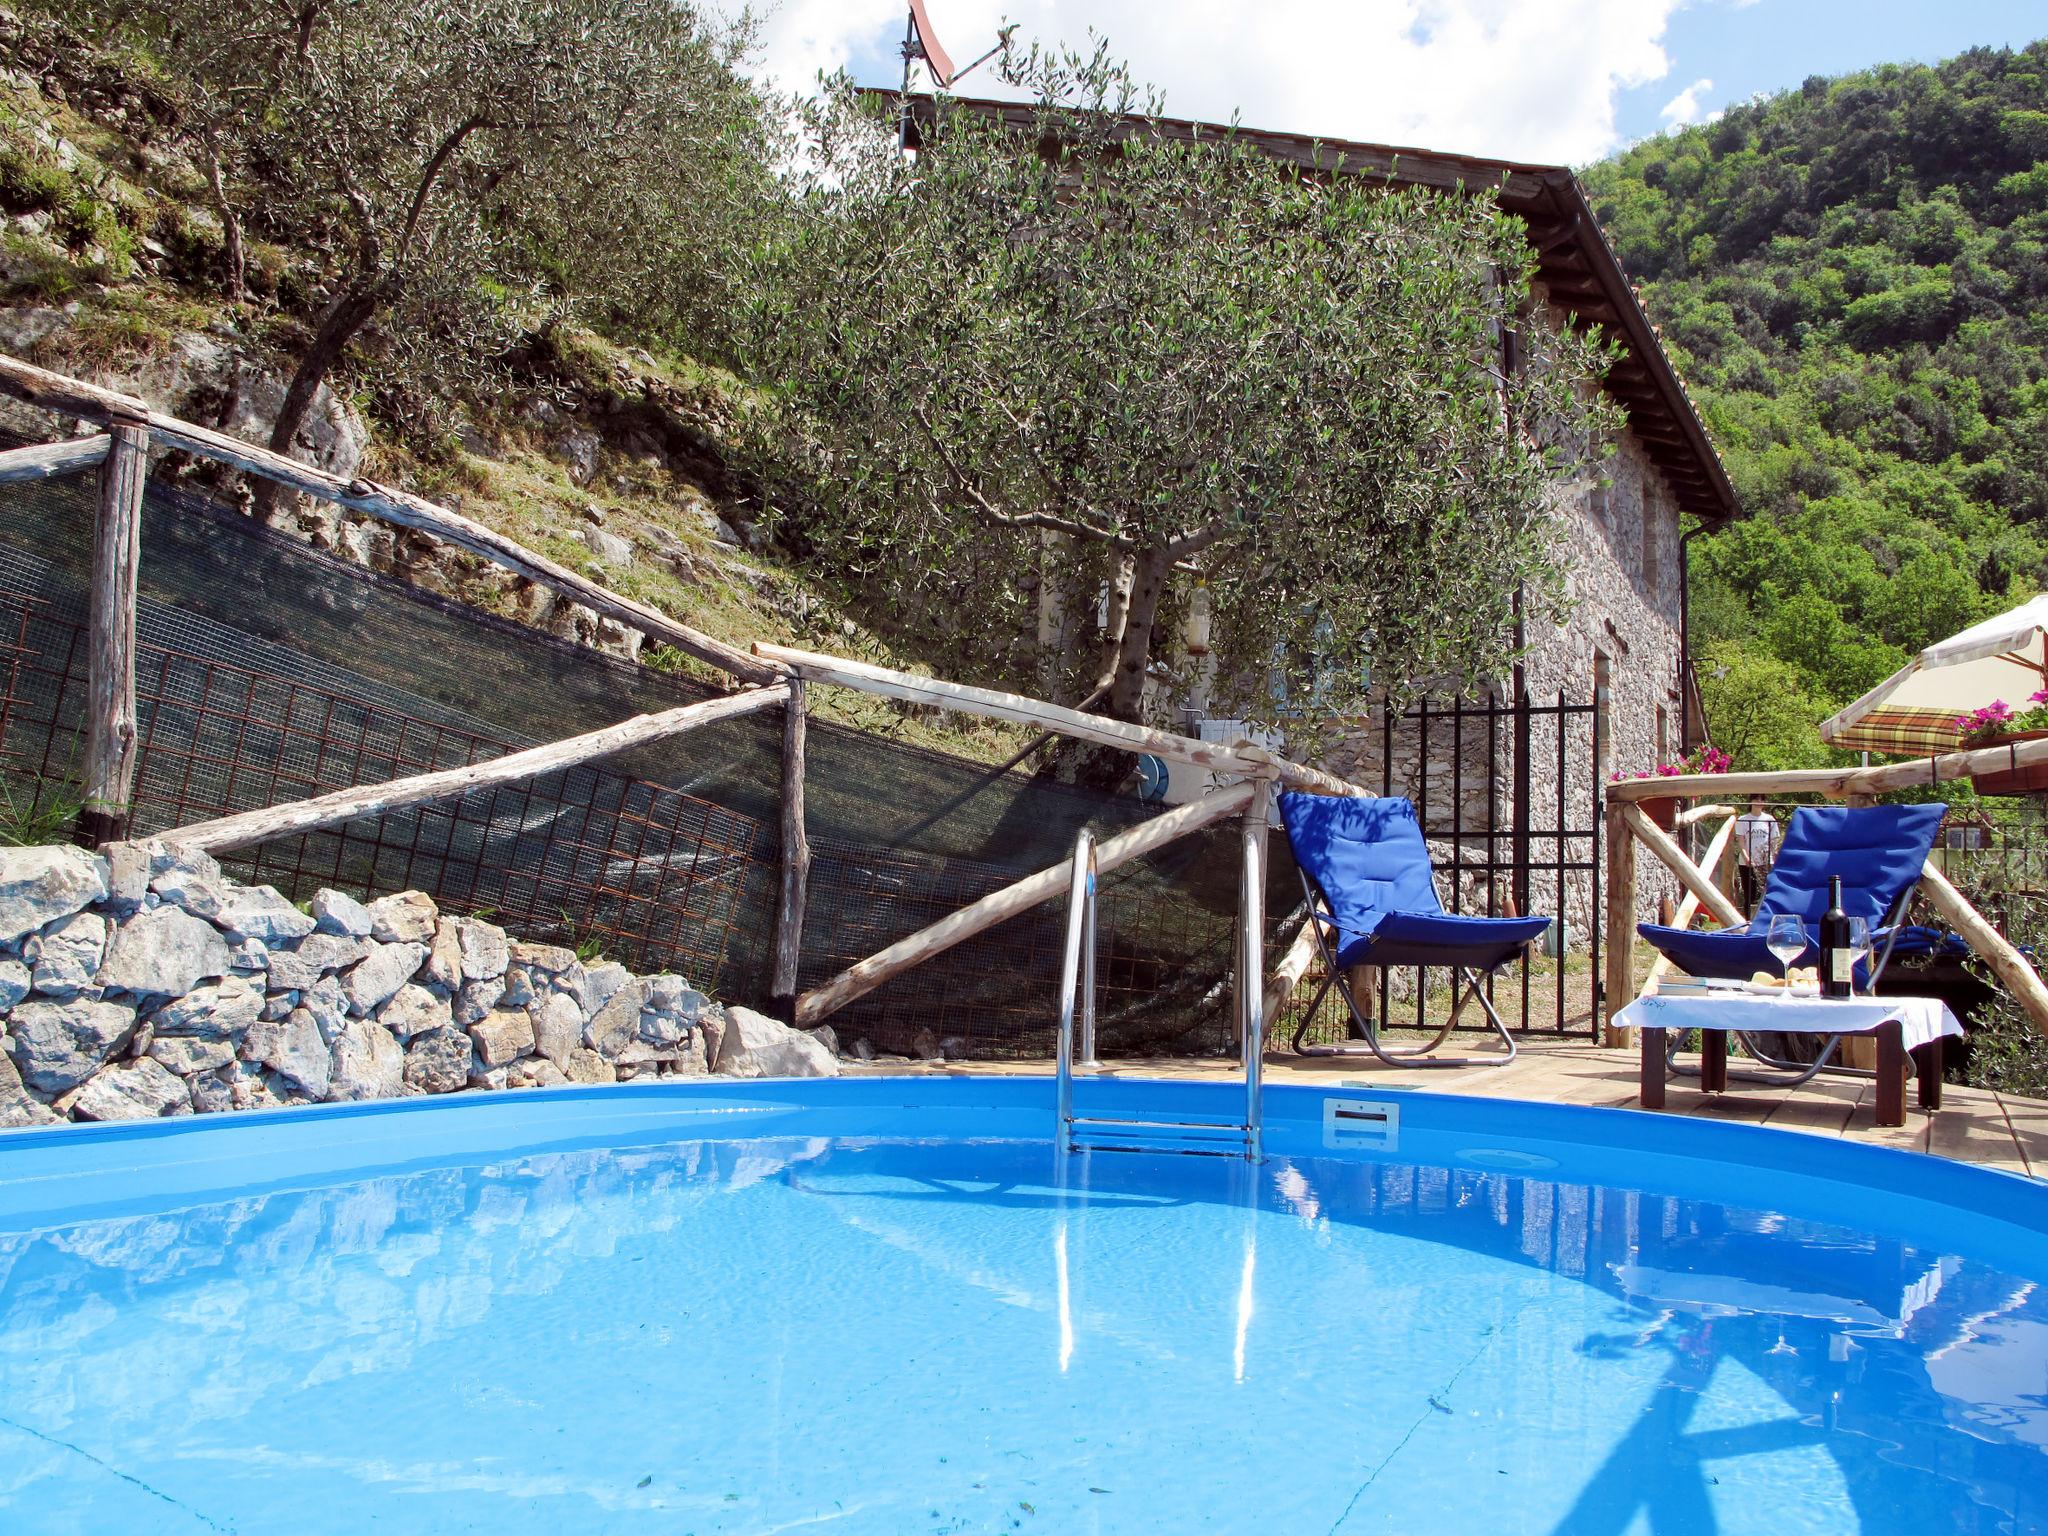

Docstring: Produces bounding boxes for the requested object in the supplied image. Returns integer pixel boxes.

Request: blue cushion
[1754,804,1947,927]
[1282,793,1549,972]
[1280,794,1444,935]
[1334,911,1553,971]
[1638,804,1947,981]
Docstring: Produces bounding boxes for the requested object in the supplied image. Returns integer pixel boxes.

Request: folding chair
[1280,793,1551,1068]
[1637,802,1948,1086]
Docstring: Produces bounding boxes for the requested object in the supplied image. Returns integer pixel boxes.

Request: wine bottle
[1819,875,1852,999]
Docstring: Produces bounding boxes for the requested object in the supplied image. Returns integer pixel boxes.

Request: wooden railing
[1604,750,2048,1040]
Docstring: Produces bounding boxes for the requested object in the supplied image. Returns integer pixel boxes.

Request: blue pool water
[0,1078,2044,1535]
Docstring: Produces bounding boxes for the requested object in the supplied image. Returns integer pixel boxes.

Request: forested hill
[1581,42,2048,769]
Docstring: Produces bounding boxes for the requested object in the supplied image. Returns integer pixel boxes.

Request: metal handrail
[1238,801,1265,1162]
[1054,830,1098,1146]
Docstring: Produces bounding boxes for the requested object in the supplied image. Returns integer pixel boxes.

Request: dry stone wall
[0,841,836,1129]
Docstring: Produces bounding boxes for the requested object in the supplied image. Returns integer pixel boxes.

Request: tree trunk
[252,280,382,521]
[1065,543,1171,791]
[202,141,244,307]
[1106,544,1171,721]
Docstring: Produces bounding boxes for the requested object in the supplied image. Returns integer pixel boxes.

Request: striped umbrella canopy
[1820,594,2048,756]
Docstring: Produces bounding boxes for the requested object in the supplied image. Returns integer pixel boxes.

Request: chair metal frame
[1287,866,1518,1069]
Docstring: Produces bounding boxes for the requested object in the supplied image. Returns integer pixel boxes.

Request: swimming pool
[1,1076,2044,1534]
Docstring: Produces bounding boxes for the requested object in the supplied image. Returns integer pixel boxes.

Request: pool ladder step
[1053,827,1266,1162]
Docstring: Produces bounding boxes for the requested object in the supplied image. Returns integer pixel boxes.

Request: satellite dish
[906,0,957,87]
[1135,754,1170,803]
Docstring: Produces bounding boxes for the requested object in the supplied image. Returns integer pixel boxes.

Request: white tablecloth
[1612,992,1964,1054]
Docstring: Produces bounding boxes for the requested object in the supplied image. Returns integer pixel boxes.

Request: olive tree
[87,0,774,455]
[736,47,1619,749]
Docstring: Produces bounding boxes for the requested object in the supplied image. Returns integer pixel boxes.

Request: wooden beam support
[770,679,811,1018]
[756,642,1366,797]
[1258,915,1323,1036]
[796,782,1258,1027]
[1919,860,2048,1031]
[1619,802,1748,930]
[1601,799,1636,1047]
[165,683,789,853]
[0,351,782,687]
[1636,813,1739,1000]
[76,421,148,847]
[0,433,109,483]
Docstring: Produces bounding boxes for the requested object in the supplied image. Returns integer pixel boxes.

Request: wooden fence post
[1601,798,1635,1047]
[771,678,811,1022]
[75,419,148,847]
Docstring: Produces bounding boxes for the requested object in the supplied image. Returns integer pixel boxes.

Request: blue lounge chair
[1279,793,1551,1067]
[1637,802,1947,1087]
[1638,803,1947,982]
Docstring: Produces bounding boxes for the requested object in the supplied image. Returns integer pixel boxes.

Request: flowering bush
[1958,691,2048,746]
[1610,745,1732,783]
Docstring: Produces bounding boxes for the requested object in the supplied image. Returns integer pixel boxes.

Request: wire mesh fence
[0,455,1604,1059]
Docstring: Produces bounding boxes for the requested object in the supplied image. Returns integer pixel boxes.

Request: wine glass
[1765,915,1806,989]
[1846,916,1871,997]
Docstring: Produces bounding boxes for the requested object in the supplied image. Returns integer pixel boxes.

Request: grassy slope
[0,76,1030,764]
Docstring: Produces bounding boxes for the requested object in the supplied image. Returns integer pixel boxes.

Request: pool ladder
[1054,828,1264,1161]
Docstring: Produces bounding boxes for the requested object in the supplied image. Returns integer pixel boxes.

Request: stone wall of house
[1521,420,1690,931]
[0,841,838,1130]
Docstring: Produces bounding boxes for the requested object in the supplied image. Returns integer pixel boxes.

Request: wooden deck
[853,1034,2048,1178]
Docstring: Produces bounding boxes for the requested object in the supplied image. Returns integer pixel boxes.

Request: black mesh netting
[0,463,1302,1058]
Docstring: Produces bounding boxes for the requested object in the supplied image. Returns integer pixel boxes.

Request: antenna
[898,4,1018,150]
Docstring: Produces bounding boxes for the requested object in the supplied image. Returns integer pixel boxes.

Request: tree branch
[907,399,1133,546]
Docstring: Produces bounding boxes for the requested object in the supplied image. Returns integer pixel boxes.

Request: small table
[1611,992,1966,1128]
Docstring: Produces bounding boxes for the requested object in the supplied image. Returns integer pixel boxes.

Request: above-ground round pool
[1,1076,2044,1534]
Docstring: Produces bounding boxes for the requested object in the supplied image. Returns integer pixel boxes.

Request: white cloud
[1659,75,1718,127]
[734,0,1687,165]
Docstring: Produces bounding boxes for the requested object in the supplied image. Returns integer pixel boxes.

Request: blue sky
[745,1,2047,167]
[1616,0,2048,145]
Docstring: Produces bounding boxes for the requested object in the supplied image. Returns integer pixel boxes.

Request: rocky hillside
[0,6,1023,760]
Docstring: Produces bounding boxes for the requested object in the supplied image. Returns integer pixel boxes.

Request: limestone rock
[469,1008,535,1068]
[697,1006,725,1069]
[421,920,462,989]
[264,932,371,990]
[0,1044,60,1126]
[510,941,577,975]
[149,843,228,919]
[910,1027,943,1062]
[241,1008,331,1097]
[403,1027,472,1094]
[531,992,583,1067]
[227,938,267,973]
[714,1005,839,1080]
[99,908,233,997]
[562,1047,616,1084]
[149,975,263,1040]
[454,975,505,1026]
[102,841,149,913]
[0,844,108,944]
[310,888,374,938]
[573,961,632,1017]
[377,983,450,1043]
[585,979,646,1057]
[328,1019,402,1101]
[342,941,428,1015]
[467,1064,511,1091]
[301,976,350,1042]
[216,885,316,944]
[500,966,535,1008]
[0,957,29,1009]
[72,1057,190,1121]
[31,910,106,997]
[188,1068,235,1114]
[452,918,509,981]
[805,1023,839,1058]
[582,524,633,566]
[367,890,438,945]
[148,1035,235,1075]
[9,997,138,1093]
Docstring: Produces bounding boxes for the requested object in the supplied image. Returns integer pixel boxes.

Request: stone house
[895,96,1742,932]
